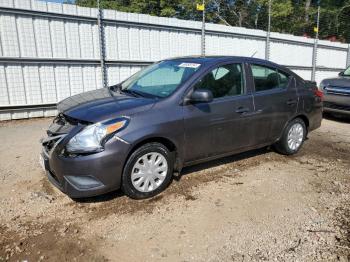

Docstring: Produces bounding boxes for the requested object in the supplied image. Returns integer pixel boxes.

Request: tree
[74,0,350,42]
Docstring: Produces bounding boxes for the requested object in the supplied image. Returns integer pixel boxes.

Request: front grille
[44,139,57,152]
[47,113,85,137]
[325,86,350,96]
[42,134,66,154]
[323,102,350,111]
[54,113,88,126]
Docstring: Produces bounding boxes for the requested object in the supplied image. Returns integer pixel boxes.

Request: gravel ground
[0,115,349,262]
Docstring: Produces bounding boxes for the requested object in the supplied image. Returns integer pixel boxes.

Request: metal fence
[0,0,349,121]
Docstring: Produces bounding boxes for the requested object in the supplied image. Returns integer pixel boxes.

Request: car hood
[57,88,155,123]
[321,77,350,87]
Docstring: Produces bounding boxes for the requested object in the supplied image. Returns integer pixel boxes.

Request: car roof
[164,55,298,78]
[165,55,273,65]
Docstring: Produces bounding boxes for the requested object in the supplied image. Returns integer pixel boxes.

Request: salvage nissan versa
[40,56,323,199]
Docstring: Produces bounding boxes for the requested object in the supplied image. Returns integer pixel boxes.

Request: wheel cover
[131,152,168,193]
[287,123,304,151]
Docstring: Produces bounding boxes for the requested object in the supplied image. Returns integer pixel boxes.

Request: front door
[182,63,255,163]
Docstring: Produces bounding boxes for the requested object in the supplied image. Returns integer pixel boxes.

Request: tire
[274,118,306,155]
[121,142,174,199]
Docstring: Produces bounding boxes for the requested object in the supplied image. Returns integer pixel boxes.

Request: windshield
[120,61,201,98]
[343,66,350,76]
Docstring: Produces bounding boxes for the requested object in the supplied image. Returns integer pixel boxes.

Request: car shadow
[323,112,350,123]
[74,146,272,203]
[176,146,271,179]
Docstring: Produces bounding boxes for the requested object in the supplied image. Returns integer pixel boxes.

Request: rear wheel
[122,142,173,199]
[274,118,306,155]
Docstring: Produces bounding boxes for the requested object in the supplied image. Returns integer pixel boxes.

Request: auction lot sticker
[178,63,201,68]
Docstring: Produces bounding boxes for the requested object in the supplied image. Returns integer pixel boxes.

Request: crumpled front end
[40,114,130,198]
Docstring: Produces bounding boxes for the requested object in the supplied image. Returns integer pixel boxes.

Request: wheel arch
[292,114,309,132]
[277,114,310,142]
[125,136,182,173]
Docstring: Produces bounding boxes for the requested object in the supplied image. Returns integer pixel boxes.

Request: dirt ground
[0,115,349,262]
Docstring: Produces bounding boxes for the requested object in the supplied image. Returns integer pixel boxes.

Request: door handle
[235,107,250,114]
[286,99,297,106]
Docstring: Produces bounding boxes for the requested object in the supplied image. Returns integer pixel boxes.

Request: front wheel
[121,142,174,199]
[274,118,306,155]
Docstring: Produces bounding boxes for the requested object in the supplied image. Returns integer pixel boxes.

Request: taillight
[314,89,324,101]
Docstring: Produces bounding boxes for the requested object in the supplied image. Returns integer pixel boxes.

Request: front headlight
[66,118,128,153]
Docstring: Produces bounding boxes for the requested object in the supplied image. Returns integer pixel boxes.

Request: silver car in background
[320,66,350,116]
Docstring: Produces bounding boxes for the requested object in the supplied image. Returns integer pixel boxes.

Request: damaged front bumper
[40,115,130,198]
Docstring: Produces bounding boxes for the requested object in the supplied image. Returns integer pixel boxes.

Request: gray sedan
[321,66,350,116]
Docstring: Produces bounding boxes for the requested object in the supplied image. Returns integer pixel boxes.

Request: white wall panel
[28,109,44,118]
[0,112,12,121]
[130,66,142,74]
[168,31,178,58]
[95,66,102,89]
[91,24,100,59]
[291,69,312,81]
[105,25,118,60]
[11,111,28,119]
[0,15,20,56]
[0,0,14,8]
[77,6,91,17]
[5,65,26,105]
[107,66,119,85]
[43,109,57,117]
[270,42,313,67]
[17,16,37,57]
[79,22,94,59]
[0,33,2,57]
[62,3,76,15]
[129,27,140,60]
[149,29,161,60]
[315,70,340,85]
[317,48,347,69]
[82,66,97,92]
[55,65,71,100]
[23,65,42,104]
[14,0,30,9]
[0,65,9,105]
[34,18,52,57]
[117,26,130,60]
[68,66,84,95]
[65,21,81,58]
[0,1,349,120]
[119,66,132,82]
[31,0,47,11]
[47,2,62,13]
[139,28,151,60]
[49,19,66,58]
[39,65,57,103]
[159,30,170,59]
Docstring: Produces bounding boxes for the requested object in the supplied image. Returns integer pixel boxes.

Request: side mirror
[339,71,344,76]
[189,89,213,103]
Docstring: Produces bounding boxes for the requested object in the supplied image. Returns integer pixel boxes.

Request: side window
[277,70,289,89]
[251,64,289,92]
[193,63,244,98]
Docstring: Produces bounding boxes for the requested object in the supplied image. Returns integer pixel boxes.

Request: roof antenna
[251,51,258,57]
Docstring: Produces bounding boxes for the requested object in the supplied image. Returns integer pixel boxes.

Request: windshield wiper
[121,89,145,98]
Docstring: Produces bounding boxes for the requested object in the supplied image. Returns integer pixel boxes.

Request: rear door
[247,63,298,145]
[182,62,255,163]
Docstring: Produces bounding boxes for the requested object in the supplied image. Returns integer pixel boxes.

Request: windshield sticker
[178,63,201,69]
